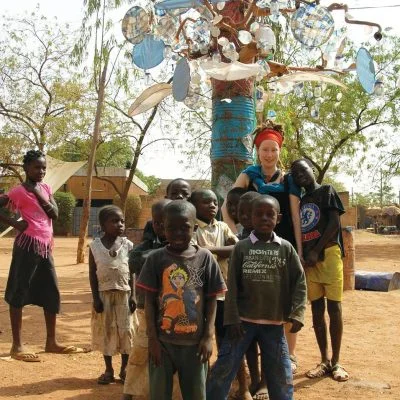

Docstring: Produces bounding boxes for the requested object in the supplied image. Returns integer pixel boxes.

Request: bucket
[211,96,256,162]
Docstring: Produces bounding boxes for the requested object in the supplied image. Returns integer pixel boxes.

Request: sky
[3,0,400,197]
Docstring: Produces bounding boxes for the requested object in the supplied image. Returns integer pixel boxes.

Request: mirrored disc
[173,58,191,101]
[122,6,150,44]
[356,47,376,94]
[132,35,166,70]
[290,4,334,48]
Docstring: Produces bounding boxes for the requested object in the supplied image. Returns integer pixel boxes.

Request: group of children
[0,151,349,400]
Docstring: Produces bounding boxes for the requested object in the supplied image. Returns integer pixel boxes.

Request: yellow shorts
[305,245,343,302]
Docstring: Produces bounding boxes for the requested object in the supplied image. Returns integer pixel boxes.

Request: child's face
[238,200,253,230]
[166,180,191,200]
[152,210,166,240]
[194,191,218,223]
[291,160,315,188]
[102,210,125,237]
[226,193,241,223]
[164,212,195,251]
[24,157,46,183]
[252,199,280,235]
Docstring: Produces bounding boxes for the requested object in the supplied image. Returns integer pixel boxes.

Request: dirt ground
[0,231,399,399]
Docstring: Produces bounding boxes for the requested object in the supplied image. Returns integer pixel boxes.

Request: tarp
[0,156,86,237]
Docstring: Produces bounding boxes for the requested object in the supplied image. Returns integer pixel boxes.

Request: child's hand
[149,337,162,367]
[128,296,136,313]
[14,220,28,233]
[305,250,318,267]
[93,298,103,313]
[289,319,303,333]
[197,335,213,363]
[227,323,244,344]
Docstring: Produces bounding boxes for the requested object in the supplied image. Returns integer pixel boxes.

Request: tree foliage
[0,13,86,152]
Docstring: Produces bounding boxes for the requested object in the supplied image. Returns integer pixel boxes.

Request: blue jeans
[207,322,293,400]
[149,342,207,400]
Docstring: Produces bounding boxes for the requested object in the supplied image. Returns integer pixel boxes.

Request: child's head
[151,199,171,241]
[98,205,125,237]
[226,187,247,224]
[23,150,46,183]
[252,195,281,236]
[164,200,197,252]
[165,178,192,200]
[238,192,261,230]
[190,189,218,224]
[291,159,316,189]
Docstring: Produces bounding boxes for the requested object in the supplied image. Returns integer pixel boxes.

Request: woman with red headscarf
[221,121,302,398]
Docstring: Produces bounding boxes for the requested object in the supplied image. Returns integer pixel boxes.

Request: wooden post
[342,227,355,290]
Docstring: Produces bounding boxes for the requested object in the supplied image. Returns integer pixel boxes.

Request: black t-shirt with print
[300,185,345,260]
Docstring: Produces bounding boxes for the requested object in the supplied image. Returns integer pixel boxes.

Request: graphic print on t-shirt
[160,263,199,335]
[300,203,321,242]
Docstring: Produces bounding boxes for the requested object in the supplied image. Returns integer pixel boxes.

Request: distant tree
[135,170,161,195]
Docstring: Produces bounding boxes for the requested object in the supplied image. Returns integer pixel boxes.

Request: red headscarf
[254,128,284,148]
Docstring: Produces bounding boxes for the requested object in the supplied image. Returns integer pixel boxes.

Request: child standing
[291,159,348,382]
[89,205,135,384]
[137,201,226,400]
[237,192,260,240]
[143,178,192,242]
[0,150,75,361]
[207,195,307,400]
[123,199,183,400]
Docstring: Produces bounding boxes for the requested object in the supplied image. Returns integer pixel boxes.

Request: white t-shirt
[90,237,134,292]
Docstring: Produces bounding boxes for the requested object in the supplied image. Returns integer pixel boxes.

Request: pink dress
[7,183,53,258]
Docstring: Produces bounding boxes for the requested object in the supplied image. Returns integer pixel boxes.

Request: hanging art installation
[121,0,382,196]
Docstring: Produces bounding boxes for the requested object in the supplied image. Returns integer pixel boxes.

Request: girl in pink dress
[0,150,74,361]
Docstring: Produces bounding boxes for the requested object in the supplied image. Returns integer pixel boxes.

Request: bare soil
[0,231,399,399]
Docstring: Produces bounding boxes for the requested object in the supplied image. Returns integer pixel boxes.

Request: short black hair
[190,189,216,205]
[98,205,123,226]
[152,199,171,214]
[239,191,261,204]
[227,187,247,199]
[164,200,196,222]
[165,178,191,195]
[253,194,280,213]
[23,150,45,166]
[291,158,314,170]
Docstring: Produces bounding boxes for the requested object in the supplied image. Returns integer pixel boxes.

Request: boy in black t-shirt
[291,159,349,382]
[137,201,226,400]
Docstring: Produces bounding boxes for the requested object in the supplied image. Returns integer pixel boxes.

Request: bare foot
[253,383,269,400]
[45,342,86,354]
[234,390,253,400]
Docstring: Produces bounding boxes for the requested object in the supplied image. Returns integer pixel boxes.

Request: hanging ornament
[313,84,322,98]
[122,6,150,44]
[238,30,252,45]
[374,80,384,96]
[290,4,334,48]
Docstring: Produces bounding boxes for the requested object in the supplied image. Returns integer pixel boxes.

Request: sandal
[331,364,349,382]
[97,372,115,385]
[290,355,298,375]
[306,361,331,379]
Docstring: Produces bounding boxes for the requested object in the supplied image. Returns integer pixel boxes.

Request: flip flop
[331,364,349,382]
[290,355,298,375]
[10,351,41,362]
[306,361,331,379]
[98,372,115,385]
[45,345,91,354]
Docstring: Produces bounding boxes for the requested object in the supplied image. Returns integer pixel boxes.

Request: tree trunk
[210,1,255,199]
[76,62,108,263]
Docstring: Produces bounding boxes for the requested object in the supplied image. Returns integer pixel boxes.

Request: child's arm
[289,194,303,261]
[207,244,235,258]
[128,272,136,313]
[0,195,29,232]
[145,291,162,367]
[197,296,217,363]
[288,245,307,332]
[22,183,58,220]
[306,209,340,266]
[88,249,103,313]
